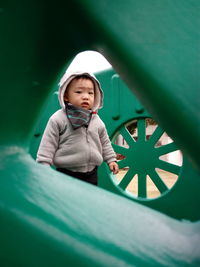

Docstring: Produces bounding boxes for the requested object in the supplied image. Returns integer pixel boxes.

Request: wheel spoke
[137,119,146,142]
[119,125,135,147]
[118,159,129,169]
[119,167,137,190]
[148,126,165,146]
[157,160,181,175]
[112,143,128,156]
[137,173,147,198]
[148,169,168,193]
[156,142,179,156]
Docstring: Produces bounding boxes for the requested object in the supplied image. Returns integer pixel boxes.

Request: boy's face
[64,78,95,110]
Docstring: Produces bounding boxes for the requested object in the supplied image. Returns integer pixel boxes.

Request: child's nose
[82,93,89,99]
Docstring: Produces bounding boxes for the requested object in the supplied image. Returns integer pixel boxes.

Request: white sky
[66,51,112,73]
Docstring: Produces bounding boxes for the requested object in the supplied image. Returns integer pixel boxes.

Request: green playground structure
[0,1,200,266]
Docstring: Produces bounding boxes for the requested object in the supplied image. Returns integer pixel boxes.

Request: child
[36,71,119,185]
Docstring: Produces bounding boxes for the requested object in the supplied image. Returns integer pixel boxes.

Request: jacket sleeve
[36,117,60,166]
[99,124,117,164]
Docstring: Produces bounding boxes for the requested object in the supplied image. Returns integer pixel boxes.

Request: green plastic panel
[96,70,200,221]
[77,0,200,172]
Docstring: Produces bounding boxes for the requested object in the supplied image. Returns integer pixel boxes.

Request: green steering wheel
[112,118,182,199]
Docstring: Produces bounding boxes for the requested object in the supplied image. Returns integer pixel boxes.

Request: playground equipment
[1,0,200,266]
[31,68,200,222]
[96,69,200,221]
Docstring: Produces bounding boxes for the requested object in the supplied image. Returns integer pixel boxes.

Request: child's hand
[109,161,119,174]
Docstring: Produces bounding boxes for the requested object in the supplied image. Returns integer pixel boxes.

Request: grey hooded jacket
[36,71,116,172]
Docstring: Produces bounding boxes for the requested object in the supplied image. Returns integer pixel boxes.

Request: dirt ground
[116,168,178,198]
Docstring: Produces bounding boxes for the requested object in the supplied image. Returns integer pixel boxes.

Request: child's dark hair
[68,74,95,89]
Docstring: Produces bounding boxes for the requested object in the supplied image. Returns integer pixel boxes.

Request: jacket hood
[58,71,103,111]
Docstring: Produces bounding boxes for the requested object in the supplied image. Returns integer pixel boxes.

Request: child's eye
[89,91,94,95]
[75,91,82,94]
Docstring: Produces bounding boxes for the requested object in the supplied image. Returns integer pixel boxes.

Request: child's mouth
[81,102,89,108]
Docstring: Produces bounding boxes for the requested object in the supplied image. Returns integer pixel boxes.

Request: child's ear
[64,91,68,102]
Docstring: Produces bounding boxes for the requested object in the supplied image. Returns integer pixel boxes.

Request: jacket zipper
[85,127,92,172]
